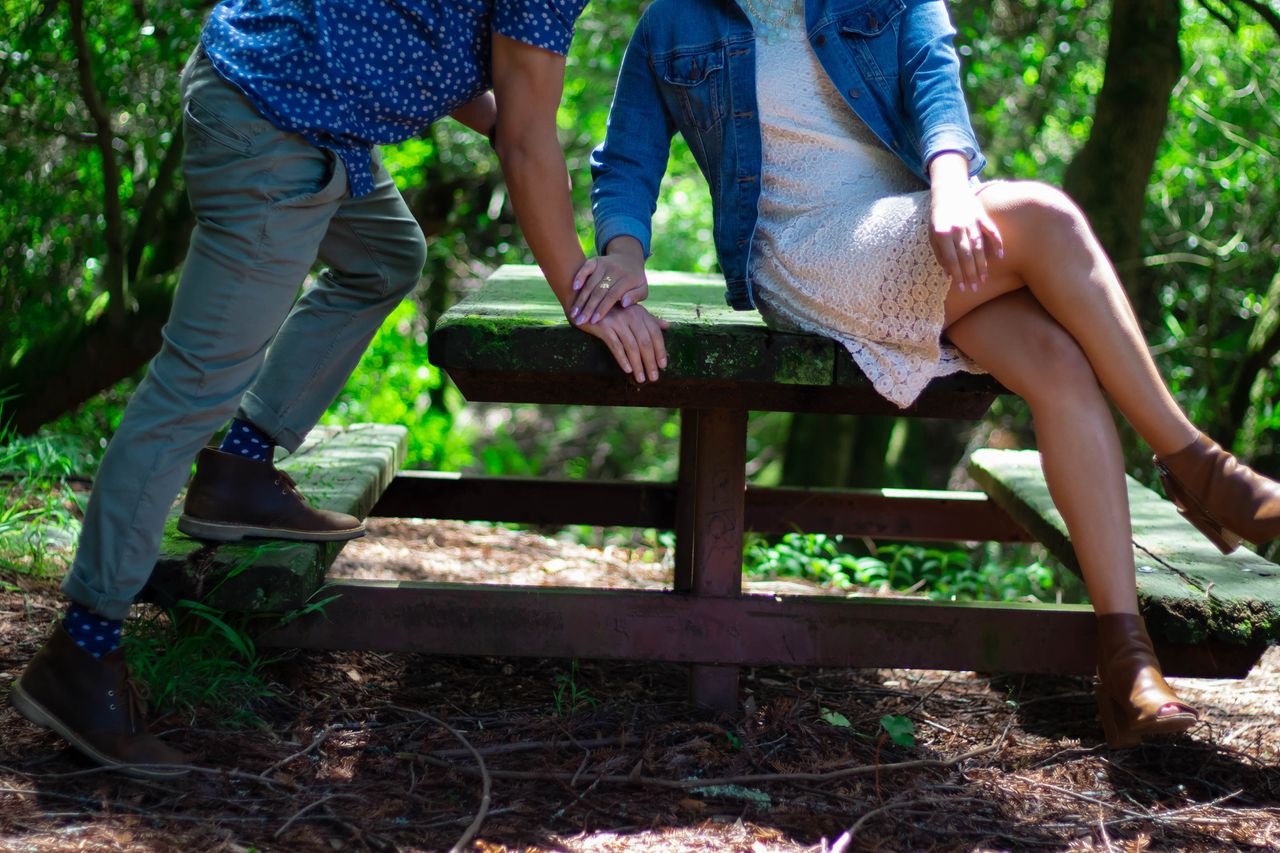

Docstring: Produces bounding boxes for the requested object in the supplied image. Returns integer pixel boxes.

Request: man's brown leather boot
[178,447,365,542]
[10,625,190,778]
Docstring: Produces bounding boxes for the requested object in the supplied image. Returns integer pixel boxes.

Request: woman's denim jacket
[590,0,987,310]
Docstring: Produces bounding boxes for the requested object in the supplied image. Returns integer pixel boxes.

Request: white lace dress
[749,14,983,407]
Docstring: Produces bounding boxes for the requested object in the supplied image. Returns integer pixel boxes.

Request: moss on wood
[970,448,1280,646]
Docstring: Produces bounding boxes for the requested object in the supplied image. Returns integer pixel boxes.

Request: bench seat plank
[969,448,1280,646]
[430,265,1003,418]
[146,423,408,613]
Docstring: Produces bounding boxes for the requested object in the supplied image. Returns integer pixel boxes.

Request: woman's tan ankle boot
[1095,613,1198,748]
[1154,433,1280,554]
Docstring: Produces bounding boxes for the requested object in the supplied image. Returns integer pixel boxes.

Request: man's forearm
[497,131,585,310]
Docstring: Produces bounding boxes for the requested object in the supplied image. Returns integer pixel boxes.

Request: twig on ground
[830,796,989,852]
[390,707,491,853]
[264,723,342,777]
[429,736,622,758]
[412,741,998,790]
[275,793,339,840]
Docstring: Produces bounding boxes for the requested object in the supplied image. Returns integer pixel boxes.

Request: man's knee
[384,228,428,298]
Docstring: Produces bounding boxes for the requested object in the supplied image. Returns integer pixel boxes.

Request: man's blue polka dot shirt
[202,0,590,197]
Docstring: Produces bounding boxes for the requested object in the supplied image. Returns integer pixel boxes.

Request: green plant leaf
[820,707,852,728]
[879,714,915,747]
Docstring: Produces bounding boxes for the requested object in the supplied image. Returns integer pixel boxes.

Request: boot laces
[272,469,304,499]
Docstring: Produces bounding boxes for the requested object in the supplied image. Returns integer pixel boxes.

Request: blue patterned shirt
[202,0,590,196]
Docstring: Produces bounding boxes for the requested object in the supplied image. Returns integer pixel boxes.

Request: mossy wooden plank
[969,448,1280,645]
[146,423,408,613]
[431,265,834,386]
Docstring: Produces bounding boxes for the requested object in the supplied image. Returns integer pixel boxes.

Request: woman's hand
[927,152,1003,292]
[579,303,669,383]
[570,237,649,326]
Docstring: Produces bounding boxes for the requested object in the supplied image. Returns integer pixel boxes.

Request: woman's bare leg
[942,181,1199,457]
[945,289,1138,614]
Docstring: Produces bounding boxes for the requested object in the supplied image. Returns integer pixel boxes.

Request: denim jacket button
[815,34,827,47]
[848,87,861,99]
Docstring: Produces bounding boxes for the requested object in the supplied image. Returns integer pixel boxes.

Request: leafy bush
[743,532,1080,604]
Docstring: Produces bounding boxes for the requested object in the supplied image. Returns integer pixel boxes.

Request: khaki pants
[63,48,427,619]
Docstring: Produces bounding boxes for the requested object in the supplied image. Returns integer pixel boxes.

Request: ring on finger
[599,275,615,292]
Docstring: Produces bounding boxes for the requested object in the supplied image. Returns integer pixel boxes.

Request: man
[10,0,666,777]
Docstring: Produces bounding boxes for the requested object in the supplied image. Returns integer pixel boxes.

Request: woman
[573,0,1280,747]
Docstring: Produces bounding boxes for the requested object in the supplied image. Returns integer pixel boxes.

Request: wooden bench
[153,265,1278,711]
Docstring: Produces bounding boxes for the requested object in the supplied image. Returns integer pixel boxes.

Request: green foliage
[0,415,91,577]
[819,707,852,728]
[743,532,1075,603]
[551,659,598,716]
[124,600,281,728]
[879,714,916,748]
[322,301,473,471]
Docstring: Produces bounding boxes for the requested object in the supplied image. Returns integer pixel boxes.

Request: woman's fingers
[932,231,962,290]
[620,282,649,309]
[969,226,988,286]
[583,274,629,324]
[570,260,602,320]
[952,227,980,291]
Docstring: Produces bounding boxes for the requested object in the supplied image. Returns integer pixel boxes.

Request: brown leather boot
[1094,613,1198,748]
[1155,433,1280,554]
[178,447,365,542]
[10,624,190,778]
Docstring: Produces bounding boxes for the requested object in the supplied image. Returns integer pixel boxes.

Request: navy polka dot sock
[218,418,275,463]
[63,603,123,658]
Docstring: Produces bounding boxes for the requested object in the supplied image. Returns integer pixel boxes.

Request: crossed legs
[939,181,1199,735]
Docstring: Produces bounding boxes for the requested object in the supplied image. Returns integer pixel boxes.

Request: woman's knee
[987,180,1087,241]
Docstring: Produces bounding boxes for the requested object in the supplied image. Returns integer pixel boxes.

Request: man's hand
[927,151,1003,292]
[580,304,669,383]
[570,236,649,325]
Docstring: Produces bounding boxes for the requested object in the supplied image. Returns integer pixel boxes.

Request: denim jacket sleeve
[898,0,985,177]
[589,15,678,257]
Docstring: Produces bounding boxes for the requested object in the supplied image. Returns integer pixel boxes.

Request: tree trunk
[2,279,175,434]
[781,413,858,488]
[1062,0,1181,318]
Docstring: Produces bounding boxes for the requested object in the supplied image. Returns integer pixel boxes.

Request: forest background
[2,0,1280,594]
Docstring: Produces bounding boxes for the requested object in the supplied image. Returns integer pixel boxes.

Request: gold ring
[599,275,615,292]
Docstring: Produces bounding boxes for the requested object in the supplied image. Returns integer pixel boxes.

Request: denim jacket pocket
[838,0,907,80]
[660,49,726,132]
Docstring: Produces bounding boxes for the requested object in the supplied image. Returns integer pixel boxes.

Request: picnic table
[151,265,1280,711]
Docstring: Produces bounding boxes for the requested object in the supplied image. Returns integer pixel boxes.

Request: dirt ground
[1,518,1278,852]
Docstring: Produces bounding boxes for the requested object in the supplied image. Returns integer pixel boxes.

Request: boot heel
[1095,685,1141,749]
[1157,465,1243,555]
